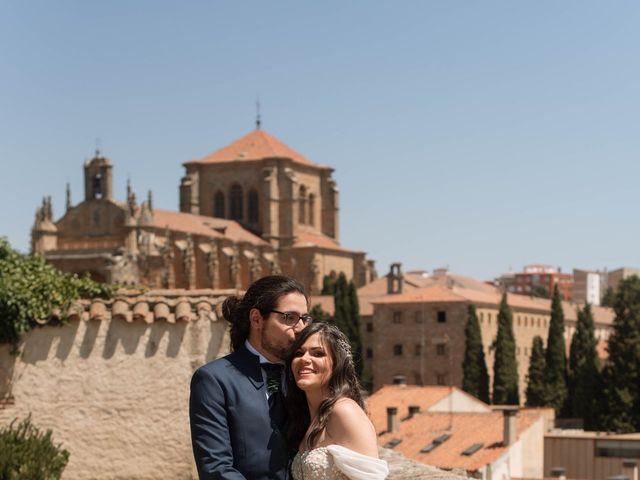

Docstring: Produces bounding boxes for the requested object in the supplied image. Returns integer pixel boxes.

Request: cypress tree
[462,304,490,403]
[492,293,519,405]
[347,280,363,378]
[601,286,615,308]
[525,336,546,407]
[600,276,640,432]
[309,304,331,324]
[332,272,351,337]
[568,303,601,428]
[321,275,335,295]
[543,284,568,415]
[331,273,365,379]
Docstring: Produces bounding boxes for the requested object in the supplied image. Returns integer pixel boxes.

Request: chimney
[502,407,518,446]
[387,407,398,433]
[408,405,420,418]
[387,263,404,294]
[623,460,638,480]
[392,375,406,385]
[551,467,566,480]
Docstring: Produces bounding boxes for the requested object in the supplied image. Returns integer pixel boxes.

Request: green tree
[309,304,331,324]
[525,336,547,407]
[331,273,364,378]
[0,238,114,346]
[599,276,640,432]
[601,286,615,308]
[462,304,490,403]
[0,415,69,480]
[531,286,550,299]
[321,274,335,295]
[492,293,519,405]
[543,284,568,415]
[568,303,601,429]
[347,281,363,378]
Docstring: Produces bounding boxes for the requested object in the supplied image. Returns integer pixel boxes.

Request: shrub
[0,415,70,480]
[0,237,114,346]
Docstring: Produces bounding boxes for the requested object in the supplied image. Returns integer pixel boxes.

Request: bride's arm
[326,398,379,458]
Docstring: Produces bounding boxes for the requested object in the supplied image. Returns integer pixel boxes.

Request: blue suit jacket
[190,344,291,480]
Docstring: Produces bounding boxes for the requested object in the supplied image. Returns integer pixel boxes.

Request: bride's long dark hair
[285,322,365,451]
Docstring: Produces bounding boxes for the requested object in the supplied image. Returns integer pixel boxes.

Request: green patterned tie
[262,363,284,395]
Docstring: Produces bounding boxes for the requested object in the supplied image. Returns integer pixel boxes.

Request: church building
[31,127,376,293]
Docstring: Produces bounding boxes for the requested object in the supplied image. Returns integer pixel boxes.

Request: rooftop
[184,129,327,169]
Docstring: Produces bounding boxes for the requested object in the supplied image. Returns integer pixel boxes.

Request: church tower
[84,151,113,201]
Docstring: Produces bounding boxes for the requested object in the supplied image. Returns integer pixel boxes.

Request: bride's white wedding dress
[291,444,388,480]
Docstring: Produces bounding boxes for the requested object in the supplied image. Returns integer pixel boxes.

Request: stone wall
[0,289,232,480]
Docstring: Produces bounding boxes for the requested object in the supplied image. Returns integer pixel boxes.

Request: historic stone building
[360,264,614,398]
[31,128,376,293]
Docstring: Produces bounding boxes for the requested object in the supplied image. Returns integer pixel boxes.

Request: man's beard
[261,328,290,361]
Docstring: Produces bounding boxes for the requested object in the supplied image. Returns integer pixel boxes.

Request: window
[366,348,373,359]
[392,311,403,324]
[308,193,315,225]
[298,185,307,224]
[595,439,640,458]
[479,312,484,323]
[524,317,528,327]
[248,189,259,223]
[229,184,243,220]
[366,322,373,332]
[393,344,403,356]
[415,344,422,356]
[436,344,446,356]
[214,191,225,218]
[437,310,446,323]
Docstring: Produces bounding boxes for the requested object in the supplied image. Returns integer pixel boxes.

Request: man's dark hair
[221,275,308,351]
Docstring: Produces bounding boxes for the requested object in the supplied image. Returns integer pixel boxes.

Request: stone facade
[362,266,615,399]
[0,289,231,480]
[32,129,376,294]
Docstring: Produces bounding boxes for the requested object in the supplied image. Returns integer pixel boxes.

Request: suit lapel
[232,344,265,391]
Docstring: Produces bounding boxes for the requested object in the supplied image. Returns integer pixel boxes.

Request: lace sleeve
[326,445,389,480]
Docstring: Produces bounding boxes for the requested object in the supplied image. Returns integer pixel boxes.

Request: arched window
[214,191,225,218]
[308,193,315,226]
[298,185,307,224]
[248,189,259,224]
[230,184,243,220]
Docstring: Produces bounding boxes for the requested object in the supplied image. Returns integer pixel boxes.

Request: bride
[286,322,388,480]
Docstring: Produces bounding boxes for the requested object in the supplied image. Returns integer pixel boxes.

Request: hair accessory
[336,335,352,357]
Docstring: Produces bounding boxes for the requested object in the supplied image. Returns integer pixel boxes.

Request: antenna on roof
[255,96,262,130]
[95,137,102,157]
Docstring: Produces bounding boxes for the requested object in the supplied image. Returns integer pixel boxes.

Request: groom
[190,275,311,480]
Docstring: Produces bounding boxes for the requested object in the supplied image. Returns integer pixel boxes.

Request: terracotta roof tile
[357,272,432,316]
[368,385,453,433]
[292,231,359,252]
[153,209,268,245]
[185,129,324,168]
[377,410,542,472]
[372,286,468,305]
[38,288,237,324]
[369,281,615,326]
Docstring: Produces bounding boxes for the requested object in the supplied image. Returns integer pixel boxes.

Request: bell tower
[84,150,113,201]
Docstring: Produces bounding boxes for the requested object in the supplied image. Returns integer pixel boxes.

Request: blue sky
[1,1,639,280]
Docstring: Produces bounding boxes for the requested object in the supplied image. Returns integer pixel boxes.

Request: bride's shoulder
[332,397,365,416]
[326,397,377,456]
